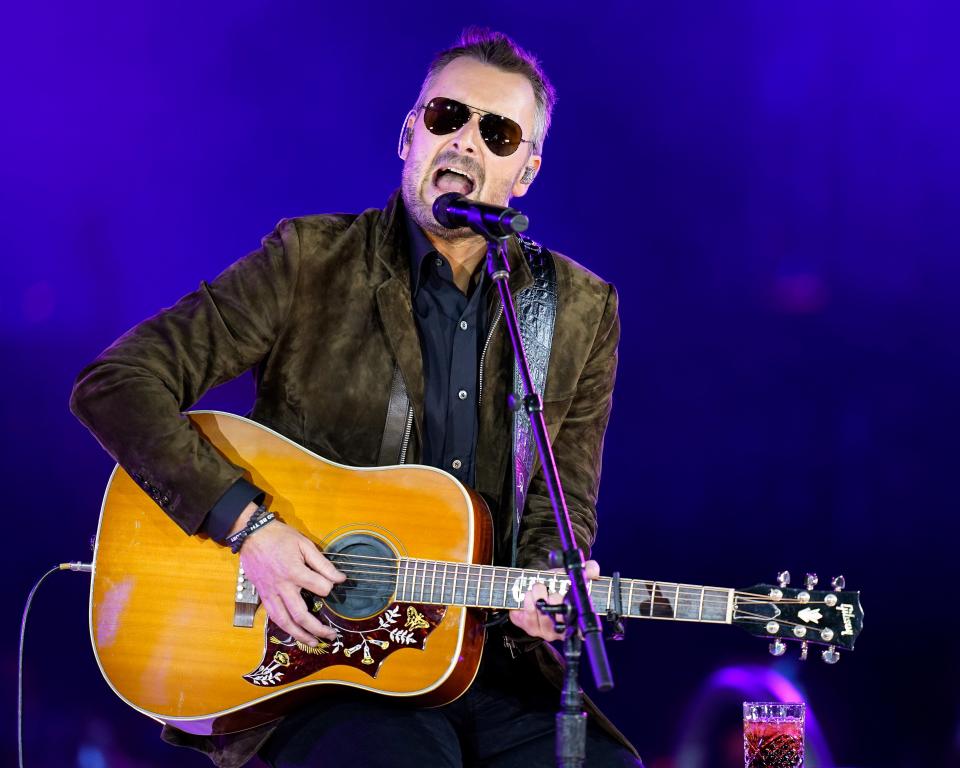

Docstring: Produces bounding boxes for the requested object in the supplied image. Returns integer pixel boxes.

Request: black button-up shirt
[406,215,490,488]
[203,214,491,541]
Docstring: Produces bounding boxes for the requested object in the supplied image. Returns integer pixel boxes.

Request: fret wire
[698,586,705,621]
[441,561,448,604]
[674,584,680,618]
[466,563,474,607]
[401,559,409,601]
[648,581,657,618]
[475,563,481,607]
[627,579,635,618]
[430,561,437,604]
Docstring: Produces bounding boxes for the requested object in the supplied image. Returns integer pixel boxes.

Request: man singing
[72,27,640,767]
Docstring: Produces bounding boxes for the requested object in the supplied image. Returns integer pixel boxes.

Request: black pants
[260,634,640,767]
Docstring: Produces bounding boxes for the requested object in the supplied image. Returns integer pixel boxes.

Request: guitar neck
[393,559,734,625]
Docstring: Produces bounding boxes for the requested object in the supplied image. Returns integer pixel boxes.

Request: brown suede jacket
[71,191,635,766]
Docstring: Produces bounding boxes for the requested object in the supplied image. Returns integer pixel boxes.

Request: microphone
[432,193,529,238]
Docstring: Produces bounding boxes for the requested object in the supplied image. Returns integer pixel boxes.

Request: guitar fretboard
[392,560,732,624]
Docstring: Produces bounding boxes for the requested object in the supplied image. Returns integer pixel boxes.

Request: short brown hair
[414,27,557,154]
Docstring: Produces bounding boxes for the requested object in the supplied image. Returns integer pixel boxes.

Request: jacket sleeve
[70,219,302,536]
[514,282,620,570]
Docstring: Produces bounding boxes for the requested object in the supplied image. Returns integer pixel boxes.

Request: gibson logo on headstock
[840,603,855,636]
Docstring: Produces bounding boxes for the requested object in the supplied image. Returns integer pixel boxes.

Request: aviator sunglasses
[420,97,533,157]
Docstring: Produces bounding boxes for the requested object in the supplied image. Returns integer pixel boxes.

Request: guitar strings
[326,552,826,599]
[310,572,736,613]
[314,569,826,620]
[324,565,813,610]
[319,554,827,607]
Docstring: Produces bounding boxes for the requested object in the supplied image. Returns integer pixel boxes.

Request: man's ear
[512,154,542,197]
[398,110,417,160]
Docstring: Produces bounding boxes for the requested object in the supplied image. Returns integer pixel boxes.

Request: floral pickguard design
[244,602,446,686]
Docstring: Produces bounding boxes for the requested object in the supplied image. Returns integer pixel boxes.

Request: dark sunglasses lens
[478,114,523,157]
[423,98,470,135]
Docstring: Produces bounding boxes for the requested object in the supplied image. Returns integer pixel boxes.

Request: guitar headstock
[732,571,864,664]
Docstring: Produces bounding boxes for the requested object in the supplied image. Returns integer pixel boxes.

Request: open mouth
[432,166,476,196]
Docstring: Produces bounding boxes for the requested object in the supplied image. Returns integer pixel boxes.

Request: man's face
[400,57,542,240]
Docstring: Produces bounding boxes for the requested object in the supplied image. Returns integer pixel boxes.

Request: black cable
[18,563,92,768]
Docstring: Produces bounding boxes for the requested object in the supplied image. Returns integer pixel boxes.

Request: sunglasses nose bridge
[447,109,485,152]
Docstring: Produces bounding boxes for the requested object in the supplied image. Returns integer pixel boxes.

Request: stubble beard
[400,156,466,240]
[400,155,515,241]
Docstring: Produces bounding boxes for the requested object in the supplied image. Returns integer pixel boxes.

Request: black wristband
[226,504,276,554]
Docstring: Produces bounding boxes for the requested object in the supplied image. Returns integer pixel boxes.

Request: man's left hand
[508,560,601,642]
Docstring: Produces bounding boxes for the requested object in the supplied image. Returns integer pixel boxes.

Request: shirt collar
[404,210,493,299]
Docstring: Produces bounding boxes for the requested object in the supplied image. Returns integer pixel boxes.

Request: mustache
[431,151,484,187]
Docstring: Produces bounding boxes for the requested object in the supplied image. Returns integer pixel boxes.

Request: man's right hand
[231,503,346,647]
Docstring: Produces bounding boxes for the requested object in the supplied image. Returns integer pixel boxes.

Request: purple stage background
[4,2,959,766]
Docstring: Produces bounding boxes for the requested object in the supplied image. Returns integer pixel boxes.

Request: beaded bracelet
[227,504,276,554]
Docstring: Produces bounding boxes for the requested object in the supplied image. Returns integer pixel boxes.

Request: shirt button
[451,459,462,470]
[459,320,468,330]
[458,389,468,400]
[435,257,443,267]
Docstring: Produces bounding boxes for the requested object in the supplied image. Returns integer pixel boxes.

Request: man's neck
[423,230,488,294]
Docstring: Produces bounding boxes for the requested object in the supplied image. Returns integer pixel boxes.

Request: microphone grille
[432,192,465,229]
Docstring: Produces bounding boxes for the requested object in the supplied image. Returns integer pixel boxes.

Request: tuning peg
[769,638,786,657]
[821,645,840,665]
[777,570,791,588]
[804,572,818,590]
[831,575,846,592]
[799,640,809,661]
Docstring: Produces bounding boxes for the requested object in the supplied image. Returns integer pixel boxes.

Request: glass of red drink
[742,702,805,768]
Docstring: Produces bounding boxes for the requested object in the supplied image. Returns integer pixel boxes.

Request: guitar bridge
[234,563,259,628]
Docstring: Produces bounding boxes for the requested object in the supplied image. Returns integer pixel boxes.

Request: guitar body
[90,411,492,735]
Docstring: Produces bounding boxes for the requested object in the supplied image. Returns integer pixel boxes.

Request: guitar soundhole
[322,533,397,619]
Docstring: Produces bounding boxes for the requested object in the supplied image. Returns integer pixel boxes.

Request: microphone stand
[477,222,614,768]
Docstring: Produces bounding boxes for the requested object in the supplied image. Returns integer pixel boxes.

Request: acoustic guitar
[89,411,864,735]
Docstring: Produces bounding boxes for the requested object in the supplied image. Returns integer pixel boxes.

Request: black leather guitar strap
[378,363,411,466]
[510,236,558,566]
